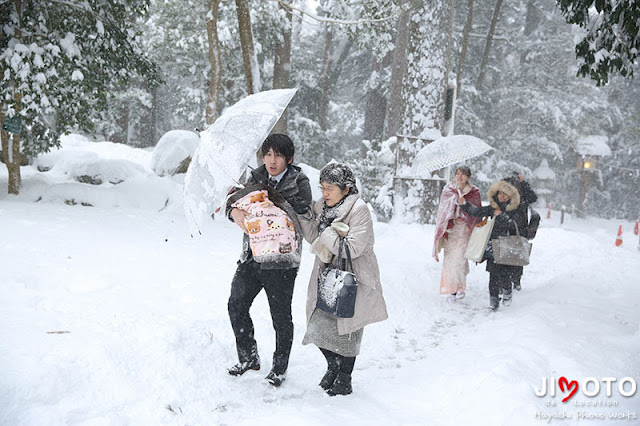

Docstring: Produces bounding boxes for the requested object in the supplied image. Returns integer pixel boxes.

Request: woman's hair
[319,162,359,194]
[455,165,472,178]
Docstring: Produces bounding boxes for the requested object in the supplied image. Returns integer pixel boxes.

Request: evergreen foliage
[0,0,158,155]
[556,0,640,85]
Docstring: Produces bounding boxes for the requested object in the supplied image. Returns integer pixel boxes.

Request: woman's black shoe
[319,369,339,390]
[326,372,352,396]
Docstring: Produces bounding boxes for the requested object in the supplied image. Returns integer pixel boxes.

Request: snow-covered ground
[1,137,639,425]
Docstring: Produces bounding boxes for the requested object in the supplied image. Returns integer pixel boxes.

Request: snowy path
[1,200,639,425]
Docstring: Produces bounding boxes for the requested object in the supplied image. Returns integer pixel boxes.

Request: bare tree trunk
[1,95,23,194]
[113,105,129,144]
[402,0,450,135]
[442,0,457,138]
[318,20,334,130]
[206,0,222,125]
[476,0,503,90]
[363,55,387,142]
[1,133,21,194]
[524,0,542,36]
[136,83,157,147]
[235,0,260,95]
[393,0,450,224]
[2,0,23,194]
[149,85,157,143]
[329,39,354,89]
[443,0,456,93]
[383,0,411,140]
[456,0,474,97]
[272,1,292,134]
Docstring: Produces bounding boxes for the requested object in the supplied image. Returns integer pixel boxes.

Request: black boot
[326,372,352,396]
[319,348,341,390]
[319,368,340,390]
[502,290,512,306]
[265,370,286,387]
[489,296,500,311]
[228,357,260,376]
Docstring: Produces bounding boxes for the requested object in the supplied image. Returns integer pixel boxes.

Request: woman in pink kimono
[433,165,481,302]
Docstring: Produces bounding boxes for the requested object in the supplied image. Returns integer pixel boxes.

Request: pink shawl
[432,181,481,261]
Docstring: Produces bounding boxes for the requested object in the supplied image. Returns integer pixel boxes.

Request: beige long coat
[299,194,388,335]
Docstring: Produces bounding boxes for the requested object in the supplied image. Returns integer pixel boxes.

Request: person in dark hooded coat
[458,180,523,311]
[502,172,539,291]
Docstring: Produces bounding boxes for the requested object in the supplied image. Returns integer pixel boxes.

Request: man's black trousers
[228,260,297,375]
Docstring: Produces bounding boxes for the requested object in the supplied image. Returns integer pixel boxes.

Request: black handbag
[316,238,358,318]
[527,207,541,240]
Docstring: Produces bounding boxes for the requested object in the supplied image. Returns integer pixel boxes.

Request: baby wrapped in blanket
[231,189,297,263]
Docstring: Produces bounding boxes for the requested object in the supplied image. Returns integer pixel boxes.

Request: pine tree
[0,0,158,194]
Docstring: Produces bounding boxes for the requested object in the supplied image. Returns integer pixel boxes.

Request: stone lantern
[532,159,556,208]
[575,135,611,216]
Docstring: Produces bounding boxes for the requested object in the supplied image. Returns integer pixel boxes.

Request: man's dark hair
[261,134,295,163]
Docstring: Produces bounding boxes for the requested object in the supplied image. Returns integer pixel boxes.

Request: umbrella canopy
[410,135,492,177]
[183,88,297,235]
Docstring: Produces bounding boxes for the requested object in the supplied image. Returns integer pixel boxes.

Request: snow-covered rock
[36,147,147,185]
[151,130,200,176]
[72,158,148,185]
[24,133,182,210]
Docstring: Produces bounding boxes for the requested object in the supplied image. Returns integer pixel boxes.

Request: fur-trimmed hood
[487,180,520,212]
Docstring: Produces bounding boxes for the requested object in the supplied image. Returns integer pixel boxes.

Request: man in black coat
[224,134,312,387]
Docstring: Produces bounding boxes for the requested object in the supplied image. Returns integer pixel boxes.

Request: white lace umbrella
[183,88,297,235]
[410,135,492,177]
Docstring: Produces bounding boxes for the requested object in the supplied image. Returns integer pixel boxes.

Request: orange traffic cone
[634,220,639,236]
[547,204,551,219]
[615,225,623,247]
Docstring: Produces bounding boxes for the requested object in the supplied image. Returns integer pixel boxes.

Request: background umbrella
[183,88,297,236]
[410,135,493,177]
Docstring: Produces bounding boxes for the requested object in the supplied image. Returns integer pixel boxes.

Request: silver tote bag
[492,222,532,266]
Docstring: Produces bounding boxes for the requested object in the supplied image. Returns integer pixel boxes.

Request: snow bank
[13,133,182,211]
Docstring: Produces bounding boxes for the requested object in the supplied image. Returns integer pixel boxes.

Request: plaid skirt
[302,308,363,357]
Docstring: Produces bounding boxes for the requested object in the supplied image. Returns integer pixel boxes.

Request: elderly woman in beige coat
[299,163,388,396]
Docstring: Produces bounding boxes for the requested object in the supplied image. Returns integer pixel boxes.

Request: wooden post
[577,169,592,218]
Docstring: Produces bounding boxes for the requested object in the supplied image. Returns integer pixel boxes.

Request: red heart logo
[558,377,578,402]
